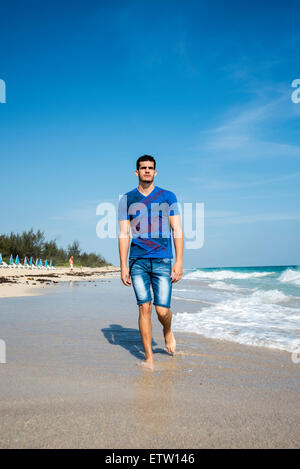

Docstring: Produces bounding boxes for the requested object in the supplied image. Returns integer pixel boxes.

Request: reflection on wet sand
[131,358,178,437]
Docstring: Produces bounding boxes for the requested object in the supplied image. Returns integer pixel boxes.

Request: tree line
[0,229,109,267]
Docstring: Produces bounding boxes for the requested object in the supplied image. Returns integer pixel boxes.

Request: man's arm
[118,219,131,286]
[169,214,183,283]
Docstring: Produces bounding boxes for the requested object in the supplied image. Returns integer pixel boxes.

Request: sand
[0,277,299,449]
[0,265,121,298]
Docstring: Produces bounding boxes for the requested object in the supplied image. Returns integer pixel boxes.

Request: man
[118,155,183,369]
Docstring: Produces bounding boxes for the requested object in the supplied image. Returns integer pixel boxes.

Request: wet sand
[0,278,299,448]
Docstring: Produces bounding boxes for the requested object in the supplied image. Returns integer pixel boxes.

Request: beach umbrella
[50,260,53,268]
[10,255,14,265]
[16,255,19,265]
[39,259,43,267]
[0,253,2,263]
[29,257,33,266]
[24,257,28,266]
[35,258,39,267]
[45,260,48,267]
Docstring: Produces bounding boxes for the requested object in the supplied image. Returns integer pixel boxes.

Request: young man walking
[118,155,183,369]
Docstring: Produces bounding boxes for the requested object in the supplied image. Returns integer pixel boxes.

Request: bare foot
[139,358,154,370]
[164,329,176,355]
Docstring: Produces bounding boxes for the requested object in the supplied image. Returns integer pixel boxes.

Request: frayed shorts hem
[153,302,171,309]
[136,299,152,306]
[136,299,171,309]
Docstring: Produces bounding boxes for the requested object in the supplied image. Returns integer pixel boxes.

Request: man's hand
[170,261,183,283]
[169,214,183,283]
[121,266,131,286]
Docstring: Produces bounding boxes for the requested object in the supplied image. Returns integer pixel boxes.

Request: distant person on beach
[118,155,184,369]
[69,256,74,273]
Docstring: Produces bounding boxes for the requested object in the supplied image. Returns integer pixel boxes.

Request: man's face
[135,161,157,183]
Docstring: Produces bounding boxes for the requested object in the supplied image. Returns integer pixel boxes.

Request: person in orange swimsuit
[69,256,74,273]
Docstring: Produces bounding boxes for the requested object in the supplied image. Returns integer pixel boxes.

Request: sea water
[172,265,300,353]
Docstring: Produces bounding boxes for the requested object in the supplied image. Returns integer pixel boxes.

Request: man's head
[135,155,157,184]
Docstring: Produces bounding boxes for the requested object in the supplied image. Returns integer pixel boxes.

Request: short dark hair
[136,154,156,170]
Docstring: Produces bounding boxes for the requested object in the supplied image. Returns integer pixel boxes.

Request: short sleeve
[118,194,129,221]
[168,191,180,216]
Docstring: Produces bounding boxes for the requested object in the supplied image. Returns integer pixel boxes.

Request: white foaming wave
[208,281,244,292]
[251,288,289,303]
[173,286,290,304]
[278,268,300,287]
[183,269,274,281]
[173,289,300,352]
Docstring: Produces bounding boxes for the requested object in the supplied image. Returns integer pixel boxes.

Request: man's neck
[137,182,155,196]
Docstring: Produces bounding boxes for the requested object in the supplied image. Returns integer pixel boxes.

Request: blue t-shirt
[118,186,180,259]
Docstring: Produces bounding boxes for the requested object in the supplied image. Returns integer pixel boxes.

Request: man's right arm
[118,219,131,286]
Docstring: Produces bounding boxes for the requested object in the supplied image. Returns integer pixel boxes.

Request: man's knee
[138,302,152,316]
[155,305,170,319]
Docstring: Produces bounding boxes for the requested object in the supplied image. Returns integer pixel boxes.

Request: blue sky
[0,0,300,268]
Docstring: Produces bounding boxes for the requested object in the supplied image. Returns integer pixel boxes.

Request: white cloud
[49,198,117,222]
[208,213,300,225]
[192,79,300,160]
[187,171,300,190]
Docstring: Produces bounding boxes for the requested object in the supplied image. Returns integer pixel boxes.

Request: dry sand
[0,277,299,449]
[0,265,120,298]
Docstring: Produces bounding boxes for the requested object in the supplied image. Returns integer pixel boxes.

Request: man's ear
[135,169,139,177]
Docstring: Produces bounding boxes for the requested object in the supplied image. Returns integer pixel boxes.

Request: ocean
[172,265,300,353]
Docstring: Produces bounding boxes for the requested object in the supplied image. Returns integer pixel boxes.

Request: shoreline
[0,266,121,298]
[0,279,299,448]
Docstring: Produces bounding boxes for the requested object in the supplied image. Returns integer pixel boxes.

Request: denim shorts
[129,258,172,308]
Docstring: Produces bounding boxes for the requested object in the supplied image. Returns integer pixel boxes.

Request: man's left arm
[169,214,183,283]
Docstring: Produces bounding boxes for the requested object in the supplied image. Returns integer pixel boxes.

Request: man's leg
[138,301,154,368]
[130,259,153,367]
[155,306,176,355]
[151,259,176,355]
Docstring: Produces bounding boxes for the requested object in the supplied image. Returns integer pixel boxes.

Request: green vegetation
[0,229,110,267]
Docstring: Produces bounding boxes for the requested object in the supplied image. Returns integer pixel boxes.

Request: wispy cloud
[49,198,118,222]
[208,213,300,226]
[192,77,300,160]
[187,171,300,190]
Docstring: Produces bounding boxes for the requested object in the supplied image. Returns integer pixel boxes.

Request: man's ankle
[145,353,154,361]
